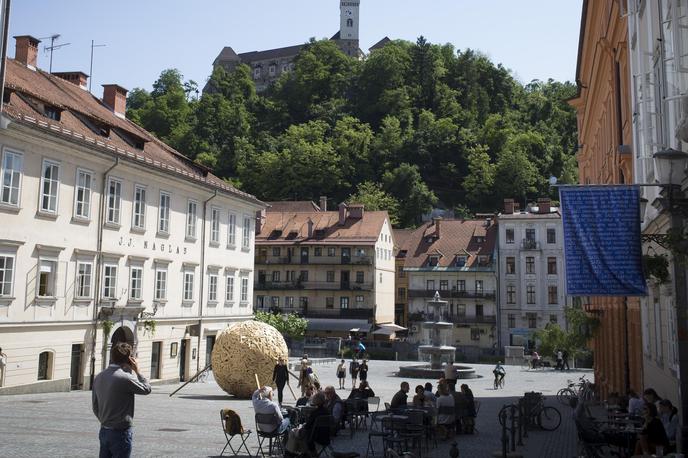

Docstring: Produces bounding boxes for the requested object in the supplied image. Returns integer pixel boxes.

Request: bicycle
[493,373,505,389]
[499,395,561,431]
[557,375,595,405]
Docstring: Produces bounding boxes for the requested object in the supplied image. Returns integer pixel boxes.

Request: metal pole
[501,408,508,458]
[517,399,524,446]
[510,404,516,452]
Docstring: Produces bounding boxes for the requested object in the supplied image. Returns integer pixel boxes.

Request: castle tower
[339,1,360,57]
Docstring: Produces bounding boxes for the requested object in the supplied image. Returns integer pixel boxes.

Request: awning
[307,319,372,333]
[372,327,396,336]
[377,323,407,331]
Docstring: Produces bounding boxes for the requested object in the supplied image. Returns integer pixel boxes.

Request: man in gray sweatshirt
[92,341,152,458]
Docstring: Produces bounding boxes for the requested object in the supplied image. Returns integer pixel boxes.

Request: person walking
[562,349,570,371]
[336,359,346,389]
[272,357,289,405]
[92,342,152,458]
[349,357,360,389]
[358,359,369,383]
[556,349,563,371]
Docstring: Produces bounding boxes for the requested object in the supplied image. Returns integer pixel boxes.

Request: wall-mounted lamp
[653,148,688,187]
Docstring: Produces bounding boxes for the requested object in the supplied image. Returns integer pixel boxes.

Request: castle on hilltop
[206,1,389,92]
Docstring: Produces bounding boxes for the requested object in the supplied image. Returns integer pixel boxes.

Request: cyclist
[493,361,506,388]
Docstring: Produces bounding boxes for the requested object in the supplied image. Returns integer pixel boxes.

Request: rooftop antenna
[89,39,106,93]
[41,34,70,73]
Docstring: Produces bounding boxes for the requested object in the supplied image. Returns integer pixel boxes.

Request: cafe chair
[254,412,288,457]
[309,414,335,458]
[219,409,252,457]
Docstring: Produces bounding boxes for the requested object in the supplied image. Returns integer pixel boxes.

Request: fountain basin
[397,364,478,379]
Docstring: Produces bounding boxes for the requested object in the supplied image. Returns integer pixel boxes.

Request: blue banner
[560,186,647,296]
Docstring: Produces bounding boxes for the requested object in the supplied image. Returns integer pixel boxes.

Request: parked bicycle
[499,395,561,431]
[557,375,594,406]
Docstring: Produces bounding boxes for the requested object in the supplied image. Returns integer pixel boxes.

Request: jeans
[278,417,291,434]
[99,427,133,458]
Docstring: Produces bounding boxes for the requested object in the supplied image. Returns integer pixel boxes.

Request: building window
[326,296,334,309]
[299,270,308,282]
[272,271,280,282]
[527,313,537,328]
[240,277,248,302]
[314,247,322,257]
[340,296,349,309]
[506,257,515,274]
[475,280,483,293]
[225,274,234,302]
[356,295,364,306]
[326,271,335,282]
[547,228,556,244]
[242,217,251,249]
[398,287,406,299]
[470,328,480,341]
[211,207,221,244]
[129,266,143,301]
[550,314,558,324]
[428,256,439,267]
[130,185,146,229]
[508,314,515,328]
[253,67,261,78]
[347,18,353,27]
[457,304,466,316]
[74,261,92,298]
[397,266,405,278]
[299,296,308,309]
[155,268,167,301]
[37,351,52,381]
[186,200,197,239]
[0,255,14,296]
[224,213,235,247]
[105,177,121,224]
[426,280,435,291]
[158,191,171,234]
[526,285,536,304]
[455,256,467,267]
[102,264,117,299]
[328,247,336,257]
[284,296,294,308]
[505,228,514,244]
[456,280,465,292]
[356,271,364,283]
[506,285,516,304]
[547,257,557,275]
[525,257,535,274]
[286,270,296,282]
[74,169,93,220]
[271,296,280,307]
[379,273,382,283]
[208,274,218,302]
[40,160,60,214]
[548,285,558,304]
[272,247,281,257]
[1,149,22,206]
[256,295,265,308]
[440,280,448,291]
[183,271,195,301]
[269,65,276,75]
[37,259,57,297]
[476,304,483,316]
[525,228,535,242]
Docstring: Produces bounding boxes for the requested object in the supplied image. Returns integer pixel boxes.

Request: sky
[9,1,583,96]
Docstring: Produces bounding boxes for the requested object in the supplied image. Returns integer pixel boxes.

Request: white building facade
[497,199,568,351]
[0,37,264,394]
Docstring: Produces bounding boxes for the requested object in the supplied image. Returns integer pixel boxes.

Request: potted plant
[642,254,670,284]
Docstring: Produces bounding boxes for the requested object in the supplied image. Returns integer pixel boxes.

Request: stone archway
[110,325,135,345]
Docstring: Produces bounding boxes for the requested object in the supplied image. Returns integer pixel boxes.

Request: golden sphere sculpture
[211,320,289,398]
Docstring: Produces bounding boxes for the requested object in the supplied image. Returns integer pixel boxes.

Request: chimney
[307,218,314,238]
[432,216,442,239]
[319,196,328,212]
[102,84,128,119]
[537,198,551,214]
[14,35,40,69]
[503,198,514,215]
[255,209,266,235]
[349,204,364,219]
[53,71,89,90]
[513,202,521,213]
[338,202,348,225]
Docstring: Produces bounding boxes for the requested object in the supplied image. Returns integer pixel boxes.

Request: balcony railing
[302,308,374,320]
[408,312,496,325]
[407,289,496,300]
[255,256,373,266]
[521,240,540,250]
[255,281,374,291]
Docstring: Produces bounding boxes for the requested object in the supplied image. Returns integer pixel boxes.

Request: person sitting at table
[324,385,346,433]
[304,391,330,454]
[390,382,410,410]
[659,399,679,452]
[296,385,315,407]
[627,390,644,417]
[642,388,661,408]
[412,384,427,408]
[635,403,669,456]
[423,383,437,406]
[436,384,455,439]
[253,386,290,434]
[348,380,375,400]
[459,384,476,434]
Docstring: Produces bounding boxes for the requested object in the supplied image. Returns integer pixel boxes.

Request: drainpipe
[197,190,217,373]
[89,157,119,389]
[0,0,11,120]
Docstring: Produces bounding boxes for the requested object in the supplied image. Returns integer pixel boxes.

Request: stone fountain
[398,291,477,379]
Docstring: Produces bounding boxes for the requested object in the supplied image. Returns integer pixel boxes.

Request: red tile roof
[266,201,321,213]
[2,58,263,206]
[401,219,497,268]
[256,210,389,245]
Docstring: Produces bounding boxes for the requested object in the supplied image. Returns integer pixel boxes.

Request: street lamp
[653,148,688,187]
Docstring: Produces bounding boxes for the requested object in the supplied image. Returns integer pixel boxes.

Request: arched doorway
[110,326,135,346]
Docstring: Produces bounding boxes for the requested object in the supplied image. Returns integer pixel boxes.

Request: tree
[463,145,495,210]
[348,181,400,226]
[382,163,437,227]
[254,311,308,341]
[532,305,599,361]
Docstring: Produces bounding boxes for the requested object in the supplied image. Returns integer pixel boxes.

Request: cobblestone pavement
[0,360,592,457]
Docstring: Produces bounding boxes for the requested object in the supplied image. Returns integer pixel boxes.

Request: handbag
[285,426,308,454]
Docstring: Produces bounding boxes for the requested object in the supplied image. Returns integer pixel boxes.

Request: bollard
[510,404,516,452]
[522,396,529,438]
[501,408,509,458]
[517,399,524,446]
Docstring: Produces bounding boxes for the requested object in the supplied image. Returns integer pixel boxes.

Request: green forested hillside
[127,37,578,227]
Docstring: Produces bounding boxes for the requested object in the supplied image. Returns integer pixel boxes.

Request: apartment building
[254,202,395,337]
[0,36,264,394]
[497,199,568,350]
[403,218,498,360]
[392,229,413,328]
